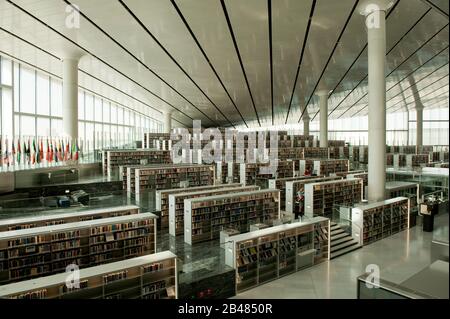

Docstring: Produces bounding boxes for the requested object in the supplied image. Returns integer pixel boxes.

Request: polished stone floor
[234,214,449,299]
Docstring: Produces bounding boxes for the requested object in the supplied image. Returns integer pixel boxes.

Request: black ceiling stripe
[117,0,232,128]
[338,24,449,118]
[220,0,261,126]
[297,0,359,123]
[386,71,449,111]
[169,0,248,128]
[425,0,449,18]
[0,49,190,125]
[334,46,448,118]
[351,76,449,117]
[0,26,186,120]
[5,0,199,126]
[391,88,449,113]
[268,0,274,125]
[384,60,449,106]
[64,0,217,127]
[311,0,401,121]
[0,27,61,61]
[284,0,316,124]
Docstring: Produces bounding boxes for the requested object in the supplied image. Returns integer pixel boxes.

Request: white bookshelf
[224,217,330,293]
[0,251,177,299]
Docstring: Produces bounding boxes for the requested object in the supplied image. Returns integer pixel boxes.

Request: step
[331,236,354,247]
[330,224,341,231]
[331,239,359,253]
[331,244,362,259]
[330,232,349,241]
[330,228,345,236]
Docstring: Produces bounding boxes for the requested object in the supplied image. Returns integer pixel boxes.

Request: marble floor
[234,214,449,299]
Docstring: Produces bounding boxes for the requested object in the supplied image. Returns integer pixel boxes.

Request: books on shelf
[0,252,177,299]
[0,213,157,284]
[184,189,281,245]
[224,217,329,293]
[351,197,410,245]
[168,185,259,236]
[0,205,140,232]
[239,161,295,187]
[303,178,363,218]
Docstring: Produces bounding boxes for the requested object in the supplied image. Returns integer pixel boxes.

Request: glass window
[20,66,36,114]
[85,93,94,121]
[50,79,62,117]
[37,117,50,137]
[1,57,12,86]
[36,73,50,115]
[117,106,124,125]
[103,101,110,123]
[124,109,129,126]
[51,119,62,137]
[78,91,85,120]
[103,124,110,148]
[129,112,135,126]
[78,122,85,141]
[111,104,117,124]
[20,115,36,137]
[94,97,102,122]
[1,88,13,138]
[14,63,19,112]
[85,122,94,144]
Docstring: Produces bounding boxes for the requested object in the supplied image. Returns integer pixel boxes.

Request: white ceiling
[0,0,448,128]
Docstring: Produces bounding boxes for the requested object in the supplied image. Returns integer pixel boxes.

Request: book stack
[304,147,329,159]
[0,252,177,299]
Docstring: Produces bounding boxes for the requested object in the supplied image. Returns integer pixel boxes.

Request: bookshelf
[334,170,366,178]
[292,135,314,147]
[285,176,342,215]
[312,159,349,176]
[156,183,242,229]
[143,133,172,150]
[351,197,410,246]
[103,149,172,177]
[168,186,259,236]
[406,154,430,167]
[0,213,157,284]
[304,147,329,159]
[224,217,329,293]
[431,151,449,162]
[277,148,304,161]
[184,189,281,245]
[134,164,215,194]
[239,161,295,188]
[385,181,420,217]
[386,153,394,166]
[329,147,350,159]
[0,251,177,299]
[328,140,346,147]
[0,205,140,232]
[304,178,363,218]
[393,154,406,167]
[399,146,417,154]
[215,161,237,184]
[346,172,368,198]
[358,146,369,164]
[268,176,321,210]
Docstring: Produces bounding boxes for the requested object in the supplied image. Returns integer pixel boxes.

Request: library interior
[0,0,448,300]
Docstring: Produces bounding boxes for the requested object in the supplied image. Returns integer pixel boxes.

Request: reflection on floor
[234,214,449,299]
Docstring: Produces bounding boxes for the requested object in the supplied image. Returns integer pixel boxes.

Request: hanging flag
[4,137,9,167]
[73,139,79,161]
[59,139,63,161]
[39,138,44,163]
[65,140,70,161]
[17,138,21,164]
[11,139,16,166]
[31,138,36,165]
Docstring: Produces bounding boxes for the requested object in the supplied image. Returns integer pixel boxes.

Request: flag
[72,139,79,161]
[65,140,70,161]
[4,137,9,167]
[17,138,21,164]
[11,139,16,166]
[31,138,36,164]
[39,139,44,163]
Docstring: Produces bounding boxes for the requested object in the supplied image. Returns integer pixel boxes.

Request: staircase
[329,221,361,259]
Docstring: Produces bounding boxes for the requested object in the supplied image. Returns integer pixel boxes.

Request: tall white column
[360,0,392,202]
[163,111,172,133]
[62,58,79,140]
[317,90,329,148]
[416,104,423,148]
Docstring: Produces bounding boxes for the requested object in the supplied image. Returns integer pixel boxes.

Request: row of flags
[1,137,82,167]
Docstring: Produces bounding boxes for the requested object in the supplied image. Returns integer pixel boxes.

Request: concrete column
[416,104,423,148]
[163,111,172,133]
[317,90,329,148]
[62,58,79,140]
[360,0,393,202]
[303,116,310,136]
